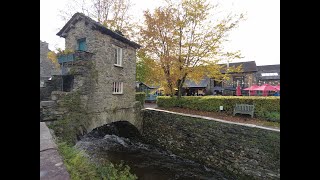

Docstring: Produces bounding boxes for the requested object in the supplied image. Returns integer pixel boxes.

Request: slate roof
[136,81,158,89]
[220,61,257,73]
[257,64,280,72]
[183,78,210,88]
[57,13,141,49]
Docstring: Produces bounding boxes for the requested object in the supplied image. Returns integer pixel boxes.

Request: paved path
[40,122,70,180]
[144,102,158,109]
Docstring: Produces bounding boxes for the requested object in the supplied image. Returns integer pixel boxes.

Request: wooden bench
[233,104,255,118]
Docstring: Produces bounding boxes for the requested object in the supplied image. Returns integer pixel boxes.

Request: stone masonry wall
[59,19,139,132]
[142,109,280,179]
[40,41,60,78]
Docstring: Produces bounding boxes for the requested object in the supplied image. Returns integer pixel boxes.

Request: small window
[114,46,123,66]
[77,38,87,51]
[261,73,278,76]
[113,82,123,94]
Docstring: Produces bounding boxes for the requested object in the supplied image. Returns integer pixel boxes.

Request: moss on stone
[142,109,280,179]
[48,91,90,145]
[87,60,99,84]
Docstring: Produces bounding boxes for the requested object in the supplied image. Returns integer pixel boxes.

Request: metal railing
[58,53,74,64]
[57,51,94,64]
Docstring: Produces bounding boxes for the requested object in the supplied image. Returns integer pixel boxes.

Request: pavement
[40,122,70,180]
[144,102,158,109]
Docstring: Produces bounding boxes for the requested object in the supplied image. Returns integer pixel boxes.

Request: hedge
[135,92,146,106]
[157,96,280,121]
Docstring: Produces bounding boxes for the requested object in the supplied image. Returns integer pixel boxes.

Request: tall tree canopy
[138,0,244,97]
[59,0,135,38]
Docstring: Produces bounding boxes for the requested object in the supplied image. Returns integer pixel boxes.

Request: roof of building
[136,81,158,89]
[57,13,141,49]
[183,78,210,88]
[220,61,257,73]
[257,64,280,71]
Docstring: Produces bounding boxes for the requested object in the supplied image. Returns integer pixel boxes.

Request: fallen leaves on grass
[157,107,280,129]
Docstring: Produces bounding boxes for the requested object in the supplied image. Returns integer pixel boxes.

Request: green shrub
[264,112,280,122]
[58,142,96,179]
[157,96,280,121]
[135,92,146,106]
[57,142,137,180]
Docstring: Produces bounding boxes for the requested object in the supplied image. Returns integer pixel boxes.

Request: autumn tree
[47,51,61,69]
[139,0,244,97]
[136,50,162,84]
[59,0,135,38]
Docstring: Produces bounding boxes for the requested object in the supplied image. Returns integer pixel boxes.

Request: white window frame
[112,82,123,94]
[113,46,123,67]
[261,73,278,76]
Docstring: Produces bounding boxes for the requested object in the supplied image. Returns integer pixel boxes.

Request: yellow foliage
[47,51,60,69]
[139,0,245,96]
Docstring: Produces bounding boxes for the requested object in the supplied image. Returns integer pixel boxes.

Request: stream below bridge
[75,121,235,180]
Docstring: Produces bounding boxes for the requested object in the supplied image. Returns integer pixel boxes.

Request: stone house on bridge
[46,12,142,132]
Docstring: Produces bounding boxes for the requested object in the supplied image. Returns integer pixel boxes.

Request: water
[75,122,233,180]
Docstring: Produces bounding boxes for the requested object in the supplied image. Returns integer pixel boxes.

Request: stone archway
[86,121,142,141]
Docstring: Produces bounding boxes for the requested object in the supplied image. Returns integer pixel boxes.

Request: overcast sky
[40,0,280,66]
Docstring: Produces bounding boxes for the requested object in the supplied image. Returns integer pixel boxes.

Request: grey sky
[40,0,280,66]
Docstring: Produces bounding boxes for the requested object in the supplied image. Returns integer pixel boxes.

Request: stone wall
[142,109,280,179]
[40,75,74,101]
[40,41,60,78]
[41,90,142,135]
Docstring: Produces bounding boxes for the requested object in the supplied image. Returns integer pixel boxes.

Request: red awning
[243,85,259,91]
[254,84,278,91]
[273,85,280,91]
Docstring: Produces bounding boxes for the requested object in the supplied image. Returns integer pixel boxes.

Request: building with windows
[55,12,141,130]
[181,61,280,96]
[220,61,258,96]
[183,78,214,96]
[255,64,280,86]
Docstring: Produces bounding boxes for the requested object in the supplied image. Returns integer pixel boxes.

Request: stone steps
[40,101,58,122]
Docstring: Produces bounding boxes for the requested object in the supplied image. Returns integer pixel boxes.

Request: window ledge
[114,64,123,68]
[112,93,124,95]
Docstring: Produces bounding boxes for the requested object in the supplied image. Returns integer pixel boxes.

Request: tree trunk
[177,75,187,99]
[177,79,182,98]
[168,82,174,97]
[163,66,174,97]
